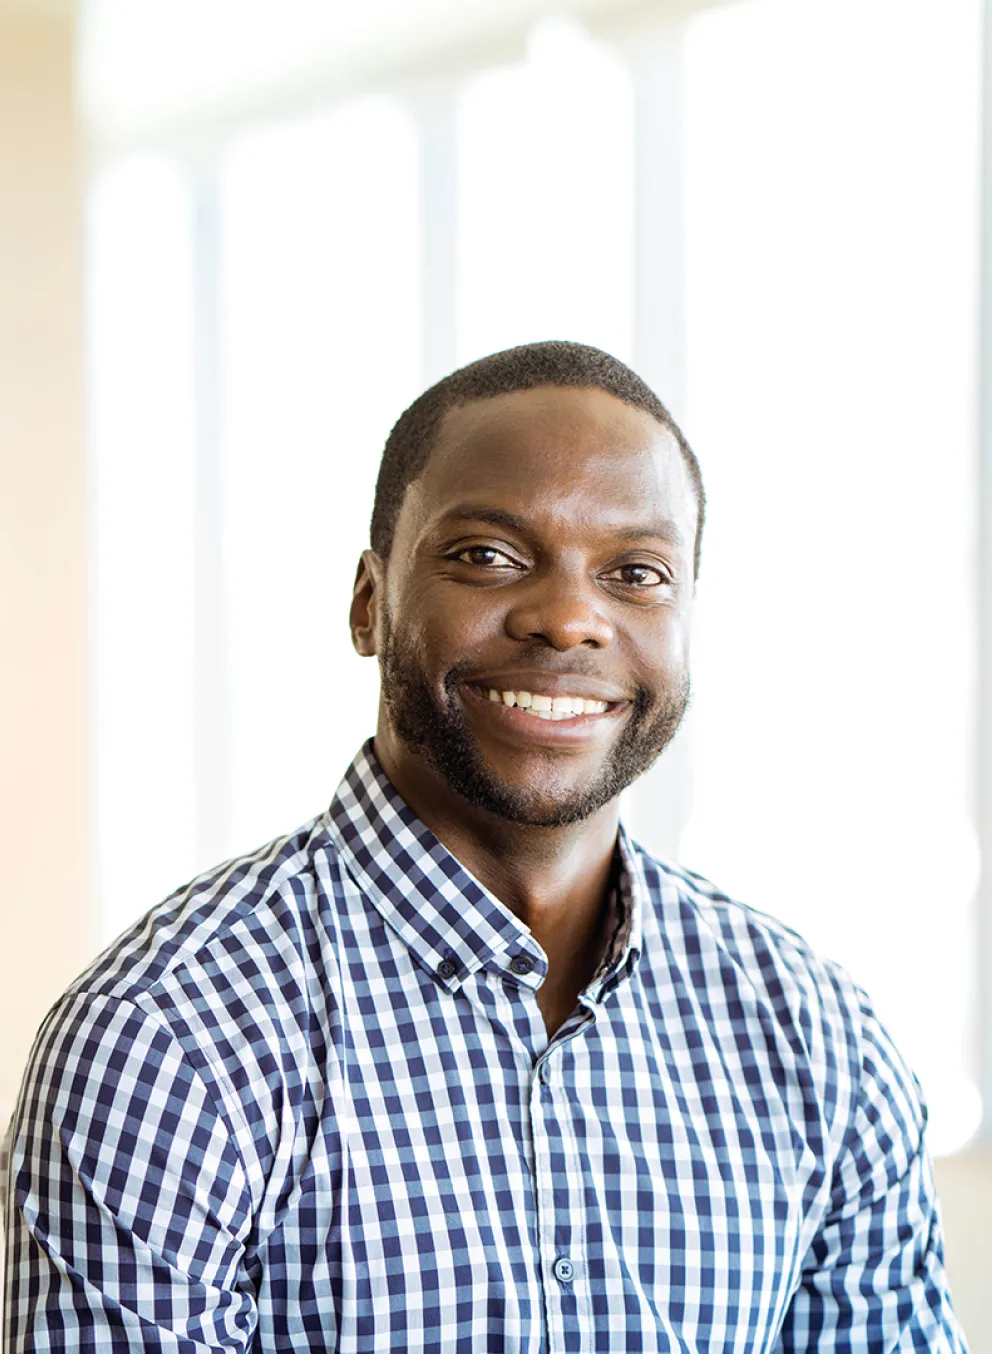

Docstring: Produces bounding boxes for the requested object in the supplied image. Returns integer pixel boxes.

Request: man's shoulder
[14,812,358,1190]
[68,810,341,1011]
[631,843,870,1053]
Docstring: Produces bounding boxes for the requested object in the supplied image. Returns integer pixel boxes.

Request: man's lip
[459,682,626,743]
[461,672,629,703]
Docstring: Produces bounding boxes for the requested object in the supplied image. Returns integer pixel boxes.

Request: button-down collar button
[553,1257,575,1283]
[510,955,534,976]
[436,958,458,980]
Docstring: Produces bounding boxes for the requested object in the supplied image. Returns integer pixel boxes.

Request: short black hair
[370,340,705,579]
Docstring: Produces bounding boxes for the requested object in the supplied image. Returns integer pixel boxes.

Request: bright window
[681,0,982,1153]
[86,0,983,1152]
[457,18,634,364]
[220,98,419,848]
[88,156,199,940]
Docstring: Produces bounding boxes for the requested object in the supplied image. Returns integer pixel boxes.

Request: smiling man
[3,342,966,1352]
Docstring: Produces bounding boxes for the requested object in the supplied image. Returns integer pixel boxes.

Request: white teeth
[483,688,611,718]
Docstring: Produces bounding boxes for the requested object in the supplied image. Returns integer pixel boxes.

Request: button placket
[529,1038,591,1348]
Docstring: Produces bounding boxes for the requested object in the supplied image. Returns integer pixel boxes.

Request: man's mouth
[477,686,612,721]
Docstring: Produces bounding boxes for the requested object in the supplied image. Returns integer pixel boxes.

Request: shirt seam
[120,990,256,1212]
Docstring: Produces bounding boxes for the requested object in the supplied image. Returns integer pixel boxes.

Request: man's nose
[504,568,614,650]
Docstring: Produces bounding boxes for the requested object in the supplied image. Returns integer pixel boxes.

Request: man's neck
[371,735,621,1026]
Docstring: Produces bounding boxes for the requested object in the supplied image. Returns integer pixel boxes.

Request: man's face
[355,385,697,829]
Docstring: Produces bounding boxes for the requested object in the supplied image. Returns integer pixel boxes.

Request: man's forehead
[397,384,696,551]
[432,384,672,456]
[418,385,685,496]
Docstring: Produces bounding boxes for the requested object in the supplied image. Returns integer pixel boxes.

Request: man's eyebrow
[609,519,686,546]
[436,504,532,534]
[437,503,686,546]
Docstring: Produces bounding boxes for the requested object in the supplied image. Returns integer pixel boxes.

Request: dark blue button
[553,1257,574,1283]
[510,955,534,976]
[436,959,457,980]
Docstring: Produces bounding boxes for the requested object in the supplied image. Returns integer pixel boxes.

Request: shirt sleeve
[779,993,969,1353]
[2,989,255,1352]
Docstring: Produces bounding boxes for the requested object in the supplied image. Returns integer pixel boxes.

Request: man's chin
[433,752,625,828]
[381,639,688,828]
[393,698,681,827]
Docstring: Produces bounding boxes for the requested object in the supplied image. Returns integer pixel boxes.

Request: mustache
[443,654,625,687]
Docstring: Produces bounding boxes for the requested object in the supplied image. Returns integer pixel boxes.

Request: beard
[379,608,690,828]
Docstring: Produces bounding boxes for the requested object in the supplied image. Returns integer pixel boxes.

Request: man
[3,342,966,1351]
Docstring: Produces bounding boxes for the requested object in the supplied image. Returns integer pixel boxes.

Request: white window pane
[83,0,452,126]
[682,0,982,1152]
[89,156,198,942]
[457,16,635,363]
[221,98,420,851]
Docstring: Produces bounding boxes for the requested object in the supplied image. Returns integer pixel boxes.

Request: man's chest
[245,980,828,1353]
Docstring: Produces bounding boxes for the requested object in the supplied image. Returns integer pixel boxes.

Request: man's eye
[450,546,519,568]
[604,563,668,588]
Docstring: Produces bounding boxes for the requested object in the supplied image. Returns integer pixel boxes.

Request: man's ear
[350,550,383,657]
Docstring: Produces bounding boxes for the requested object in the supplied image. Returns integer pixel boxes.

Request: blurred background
[2,0,991,1342]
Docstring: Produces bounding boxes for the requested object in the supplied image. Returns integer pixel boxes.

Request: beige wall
[935,1147,992,1351]
[0,4,90,1119]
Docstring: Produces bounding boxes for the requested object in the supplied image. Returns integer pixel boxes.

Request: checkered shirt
[3,742,967,1351]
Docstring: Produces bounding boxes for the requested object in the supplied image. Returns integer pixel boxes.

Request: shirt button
[436,958,457,980]
[510,955,534,976]
[553,1257,575,1284]
[539,1060,552,1085]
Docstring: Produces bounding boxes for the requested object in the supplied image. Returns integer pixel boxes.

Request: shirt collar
[321,740,644,996]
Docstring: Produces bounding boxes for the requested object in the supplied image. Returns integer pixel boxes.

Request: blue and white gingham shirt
[3,742,966,1352]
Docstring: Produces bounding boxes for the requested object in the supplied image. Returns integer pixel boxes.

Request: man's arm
[2,990,255,1352]
[780,997,968,1353]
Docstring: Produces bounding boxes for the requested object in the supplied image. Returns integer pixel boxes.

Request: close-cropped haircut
[370,340,705,579]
